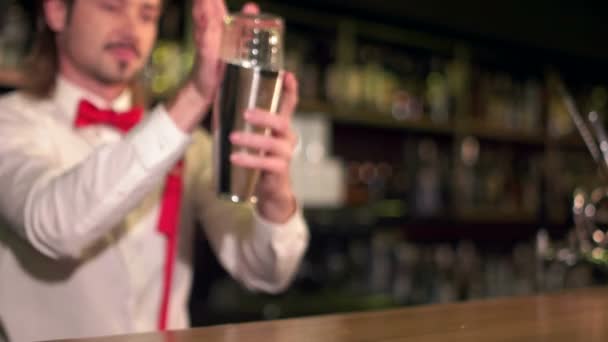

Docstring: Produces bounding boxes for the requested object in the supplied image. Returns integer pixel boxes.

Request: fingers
[244,109,293,139]
[214,0,228,22]
[242,2,260,14]
[231,105,298,175]
[198,0,256,23]
[192,0,214,31]
[278,72,299,120]
[242,73,299,139]
[230,131,295,158]
[230,152,289,174]
[193,0,221,49]
[192,0,226,91]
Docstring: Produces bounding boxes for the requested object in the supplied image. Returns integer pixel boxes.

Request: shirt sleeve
[0,103,191,259]
[188,130,309,294]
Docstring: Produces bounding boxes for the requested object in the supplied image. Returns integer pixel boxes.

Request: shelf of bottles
[3,0,605,236]
[0,1,27,89]
[1,0,605,324]
[143,2,608,323]
[283,15,608,233]
[189,225,608,326]
[134,2,608,236]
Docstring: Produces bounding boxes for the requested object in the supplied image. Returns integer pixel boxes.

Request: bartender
[0,0,309,341]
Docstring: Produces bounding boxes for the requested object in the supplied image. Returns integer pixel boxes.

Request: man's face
[58,0,161,85]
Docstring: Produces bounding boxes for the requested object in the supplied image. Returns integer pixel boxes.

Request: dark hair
[22,0,73,98]
[23,0,147,106]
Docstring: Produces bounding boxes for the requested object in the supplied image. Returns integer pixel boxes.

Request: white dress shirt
[0,78,309,342]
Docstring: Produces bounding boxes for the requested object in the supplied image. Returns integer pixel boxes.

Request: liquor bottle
[0,3,28,68]
[415,139,443,216]
[426,58,450,124]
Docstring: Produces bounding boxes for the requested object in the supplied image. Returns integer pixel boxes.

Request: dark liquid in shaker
[214,61,283,202]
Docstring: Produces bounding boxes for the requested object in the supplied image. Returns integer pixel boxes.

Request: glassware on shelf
[539,77,608,279]
[0,3,29,69]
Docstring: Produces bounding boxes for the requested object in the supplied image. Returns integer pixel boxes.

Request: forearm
[20,108,190,259]
[242,209,309,293]
[187,124,308,293]
[256,191,297,224]
[166,81,211,133]
[194,161,308,292]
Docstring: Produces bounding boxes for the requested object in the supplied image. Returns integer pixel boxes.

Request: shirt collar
[52,76,133,125]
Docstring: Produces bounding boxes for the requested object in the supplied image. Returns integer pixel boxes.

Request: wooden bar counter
[54,287,608,342]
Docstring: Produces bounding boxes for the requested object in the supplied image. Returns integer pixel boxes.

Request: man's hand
[167,1,259,133]
[229,73,300,223]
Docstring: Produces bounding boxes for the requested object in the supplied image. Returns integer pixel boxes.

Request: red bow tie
[75,99,143,133]
[74,99,182,331]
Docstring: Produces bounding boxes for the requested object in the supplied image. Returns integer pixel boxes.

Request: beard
[94,60,136,84]
[62,35,146,86]
[73,53,144,86]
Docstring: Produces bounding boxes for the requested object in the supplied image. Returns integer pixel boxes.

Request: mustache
[104,41,141,57]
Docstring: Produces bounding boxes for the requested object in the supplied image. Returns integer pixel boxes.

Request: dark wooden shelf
[298,100,454,136]
[468,121,545,146]
[299,100,549,146]
[304,204,570,244]
[304,203,563,229]
[547,135,587,149]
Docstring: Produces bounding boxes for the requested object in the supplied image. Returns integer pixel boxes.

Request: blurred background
[3,0,608,327]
